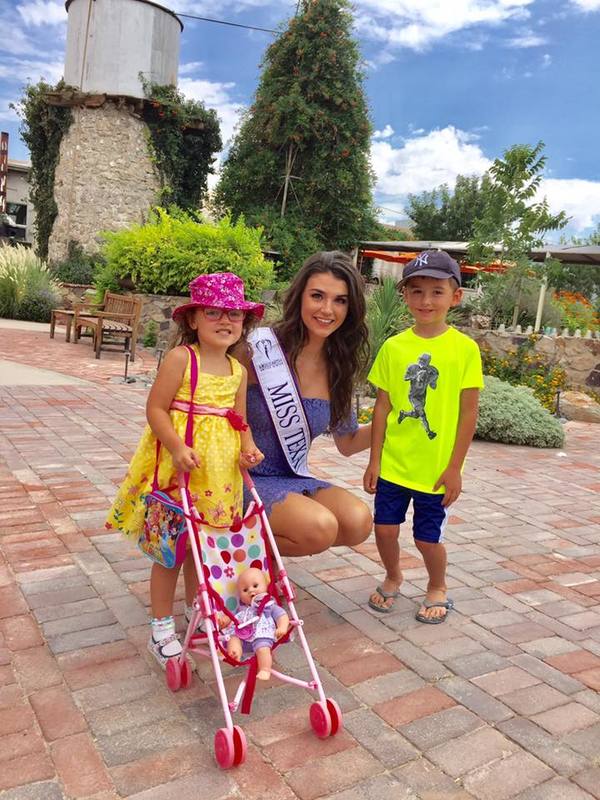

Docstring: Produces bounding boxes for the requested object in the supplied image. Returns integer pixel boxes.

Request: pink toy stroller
[165,469,343,769]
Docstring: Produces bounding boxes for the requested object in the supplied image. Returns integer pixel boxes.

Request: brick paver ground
[1,325,599,800]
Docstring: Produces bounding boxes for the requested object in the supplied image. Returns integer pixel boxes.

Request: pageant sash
[249,327,312,478]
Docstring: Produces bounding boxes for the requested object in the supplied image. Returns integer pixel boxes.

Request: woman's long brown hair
[274,251,369,429]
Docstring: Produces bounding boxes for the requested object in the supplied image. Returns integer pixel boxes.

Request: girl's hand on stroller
[239,446,264,469]
[173,444,200,473]
[216,612,230,630]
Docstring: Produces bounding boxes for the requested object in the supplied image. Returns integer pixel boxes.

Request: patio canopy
[357,240,600,333]
[358,240,600,267]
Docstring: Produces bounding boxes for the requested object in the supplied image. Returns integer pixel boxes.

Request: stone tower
[48,0,182,262]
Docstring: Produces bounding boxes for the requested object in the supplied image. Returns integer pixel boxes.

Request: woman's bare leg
[312,486,372,548]
[268,487,372,557]
[268,493,339,556]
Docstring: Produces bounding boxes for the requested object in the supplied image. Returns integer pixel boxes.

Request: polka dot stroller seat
[166,470,343,769]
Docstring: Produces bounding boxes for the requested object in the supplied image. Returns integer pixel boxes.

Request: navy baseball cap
[400,250,462,287]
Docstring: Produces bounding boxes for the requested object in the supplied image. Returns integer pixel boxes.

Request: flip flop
[368,585,401,614]
[415,598,454,625]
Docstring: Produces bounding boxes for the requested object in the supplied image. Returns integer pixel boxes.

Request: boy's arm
[433,388,480,506]
[363,389,392,494]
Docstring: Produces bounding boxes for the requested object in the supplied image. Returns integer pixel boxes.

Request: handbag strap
[151,345,199,491]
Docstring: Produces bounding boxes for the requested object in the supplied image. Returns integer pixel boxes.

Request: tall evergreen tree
[215,0,376,270]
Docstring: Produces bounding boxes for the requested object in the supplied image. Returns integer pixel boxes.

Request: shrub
[95,207,273,300]
[366,277,411,374]
[142,320,158,348]
[51,241,103,285]
[476,375,565,448]
[0,243,61,322]
[480,337,567,411]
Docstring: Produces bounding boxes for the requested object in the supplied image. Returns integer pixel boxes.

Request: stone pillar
[48,103,160,262]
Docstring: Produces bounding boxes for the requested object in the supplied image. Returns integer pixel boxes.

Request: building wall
[6,162,35,244]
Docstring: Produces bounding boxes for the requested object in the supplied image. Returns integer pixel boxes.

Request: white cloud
[179,62,204,77]
[371,125,491,198]
[0,23,38,56]
[541,179,600,232]
[178,76,243,148]
[0,58,64,84]
[373,124,394,139]
[0,99,19,122]
[507,31,548,47]
[355,0,534,52]
[570,0,600,10]
[542,53,552,67]
[371,125,600,235]
[17,0,66,26]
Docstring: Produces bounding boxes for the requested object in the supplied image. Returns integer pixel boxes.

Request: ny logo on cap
[414,252,430,267]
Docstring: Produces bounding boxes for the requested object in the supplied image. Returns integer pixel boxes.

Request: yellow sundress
[106,346,244,540]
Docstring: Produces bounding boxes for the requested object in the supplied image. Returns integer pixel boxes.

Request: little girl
[106,272,265,668]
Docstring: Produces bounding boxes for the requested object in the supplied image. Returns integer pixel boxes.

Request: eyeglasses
[201,307,246,322]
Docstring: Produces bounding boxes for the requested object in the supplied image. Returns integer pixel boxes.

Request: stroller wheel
[214,728,235,769]
[232,725,247,766]
[309,701,332,738]
[165,658,182,692]
[180,658,193,690]
[326,698,343,735]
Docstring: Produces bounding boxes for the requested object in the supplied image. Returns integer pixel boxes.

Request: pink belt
[170,400,248,431]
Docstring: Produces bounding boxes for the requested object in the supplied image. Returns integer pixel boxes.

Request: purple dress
[244,384,358,515]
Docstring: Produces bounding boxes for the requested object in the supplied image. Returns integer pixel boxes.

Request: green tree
[549,222,600,297]
[469,141,568,264]
[12,80,73,259]
[406,174,492,241]
[469,142,569,326]
[215,0,376,273]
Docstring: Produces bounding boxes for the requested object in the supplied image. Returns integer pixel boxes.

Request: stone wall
[48,103,160,263]
[56,283,94,308]
[136,292,187,349]
[468,328,600,388]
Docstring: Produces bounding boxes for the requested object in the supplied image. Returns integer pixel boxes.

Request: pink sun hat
[172,272,265,321]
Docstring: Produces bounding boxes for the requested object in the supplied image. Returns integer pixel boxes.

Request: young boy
[364,250,483,623]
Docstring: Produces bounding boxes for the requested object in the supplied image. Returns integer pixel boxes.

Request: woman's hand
[172,443,200,473]
[239,445,264,470]
[363,461,379,494]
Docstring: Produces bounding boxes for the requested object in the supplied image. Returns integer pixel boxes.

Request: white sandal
[147,632,196,671]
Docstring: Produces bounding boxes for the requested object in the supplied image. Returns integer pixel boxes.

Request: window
[6,202,27,226]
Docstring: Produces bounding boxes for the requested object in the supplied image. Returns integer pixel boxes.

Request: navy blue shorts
[374,477,448,544]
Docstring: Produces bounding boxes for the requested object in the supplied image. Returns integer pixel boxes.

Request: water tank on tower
[64,0,182,98]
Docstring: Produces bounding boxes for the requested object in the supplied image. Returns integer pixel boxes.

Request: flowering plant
[552,290,600,334]
[480,337,567,411]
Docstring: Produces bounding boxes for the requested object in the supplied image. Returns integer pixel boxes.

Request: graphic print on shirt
[397,353,439,440]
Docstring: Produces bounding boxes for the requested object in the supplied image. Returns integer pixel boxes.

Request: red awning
[360,249,507,274]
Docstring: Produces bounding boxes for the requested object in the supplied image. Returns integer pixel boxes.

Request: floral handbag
[139,487,189,568]
[138,345,198,568]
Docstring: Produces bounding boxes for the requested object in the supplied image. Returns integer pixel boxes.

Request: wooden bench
[50,308,77,342]
[73,292,143,361]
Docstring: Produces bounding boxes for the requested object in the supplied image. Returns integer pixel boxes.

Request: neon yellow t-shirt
[368,327,484,494]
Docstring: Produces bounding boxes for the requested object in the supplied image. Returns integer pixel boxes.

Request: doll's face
[238,568,268,605]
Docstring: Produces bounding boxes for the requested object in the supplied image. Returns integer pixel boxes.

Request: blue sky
[1,0,600,239]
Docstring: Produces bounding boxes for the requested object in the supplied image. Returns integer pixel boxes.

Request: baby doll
[225,567,289,680]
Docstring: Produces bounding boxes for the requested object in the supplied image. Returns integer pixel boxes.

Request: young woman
[239,251,373,557]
